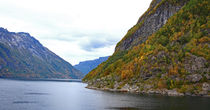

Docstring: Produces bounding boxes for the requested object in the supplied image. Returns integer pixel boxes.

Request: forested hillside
[83,0,210,96]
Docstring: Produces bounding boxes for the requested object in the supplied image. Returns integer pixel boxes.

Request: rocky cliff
[0,27,83,79]
[83,0,210,96]
[116,0,187,51]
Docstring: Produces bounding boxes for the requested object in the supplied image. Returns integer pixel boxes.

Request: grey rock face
[121,84,130,92]
[167,89,184,96]
[186,74,203,83]
[184,54,209,74]
[202,83,210,91]
[205,74,210,80]
[139,51,168,80]
[116,0,187,51]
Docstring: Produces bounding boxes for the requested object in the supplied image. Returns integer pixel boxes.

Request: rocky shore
[85,82,210,97]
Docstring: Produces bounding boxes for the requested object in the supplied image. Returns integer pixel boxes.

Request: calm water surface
[0,78,209,110]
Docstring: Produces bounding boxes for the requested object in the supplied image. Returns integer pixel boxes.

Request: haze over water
[0,79,209,110]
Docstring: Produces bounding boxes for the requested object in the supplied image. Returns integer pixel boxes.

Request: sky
[0,0,152,65]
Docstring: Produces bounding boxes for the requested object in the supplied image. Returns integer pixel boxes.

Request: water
[0,79,209,110]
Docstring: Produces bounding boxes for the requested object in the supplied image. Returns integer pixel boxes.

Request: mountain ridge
[0,27,83,79]
[74,56,109,75]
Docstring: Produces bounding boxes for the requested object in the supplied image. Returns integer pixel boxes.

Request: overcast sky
[0,0,152,65]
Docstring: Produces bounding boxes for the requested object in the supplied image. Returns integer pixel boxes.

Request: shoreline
[0,78,82,82]
[85,84,210,97]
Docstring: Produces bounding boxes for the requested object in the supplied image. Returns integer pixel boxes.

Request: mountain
[83,0,210,96]
[0,27,83,79]
[74,56,109,75]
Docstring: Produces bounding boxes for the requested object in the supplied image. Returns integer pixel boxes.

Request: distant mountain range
[74,56,109,75]
[0,27,83,79]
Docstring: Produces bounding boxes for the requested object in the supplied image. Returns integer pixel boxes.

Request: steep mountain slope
[83,0,210,96]
[116,0,187,51]
[0,28,83,79]
[74,56,109,75]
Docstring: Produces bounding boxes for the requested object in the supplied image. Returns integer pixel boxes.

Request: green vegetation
[83,0,210,95]
[116,0,189,50]
[0,30,83,79]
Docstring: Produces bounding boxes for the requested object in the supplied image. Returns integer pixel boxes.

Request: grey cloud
[78,33,118,51]
[40,32,119,52]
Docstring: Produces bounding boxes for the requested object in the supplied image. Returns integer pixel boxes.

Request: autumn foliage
[83,0,209,93]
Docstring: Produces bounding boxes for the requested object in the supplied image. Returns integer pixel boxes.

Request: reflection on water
[0,78,209,110]
[13,101,38,104]
[24,92,50,95]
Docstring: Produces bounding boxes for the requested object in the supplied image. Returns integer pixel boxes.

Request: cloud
[0,0,152,65]
[40,31,118,52]
[78,33,117,51]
